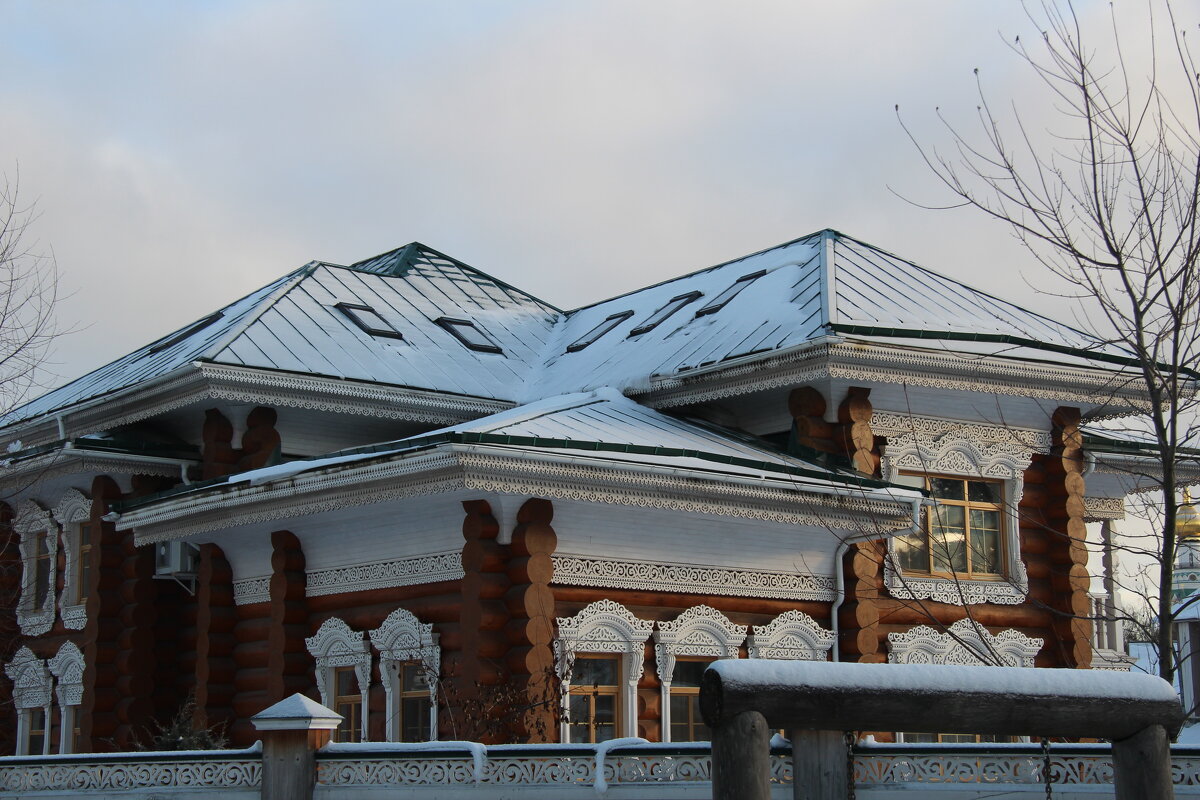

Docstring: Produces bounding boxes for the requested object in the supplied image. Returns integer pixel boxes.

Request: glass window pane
[336,668,356,697]
[928,478,964,500]
[574,657,618,686]
[671,660,709,687]
[931,505,967,573]
[593,696,616,724]
[970,512,1002,574]
[967,480,1002,503]
[896,528,929,572]
[401,663,428,693]
[401,696,431,741]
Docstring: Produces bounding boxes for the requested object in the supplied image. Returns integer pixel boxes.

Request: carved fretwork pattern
[555,599,654,688]
[47,642,85,707]
[887,618,1043,667]
[4,647,52,709]
[654,606,747,685]
[14,501,56,636]
[550,556,836,601]
[746,610,835,661]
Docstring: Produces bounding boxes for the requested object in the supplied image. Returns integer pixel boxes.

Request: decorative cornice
[0,451,185,489]
[550,555,837,601]
[307,552,463,597]
[747,610,835,660]
[654,606,746,685]
[887,618,1043,668]
[47,642,84,707]
[871,413,1052,453]
[124,444,913,544]
[1084,496,1127,521]
[232,576,270,606]
[636,340,1149,411]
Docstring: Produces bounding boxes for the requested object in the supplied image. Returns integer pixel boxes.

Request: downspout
[831,496,925,662]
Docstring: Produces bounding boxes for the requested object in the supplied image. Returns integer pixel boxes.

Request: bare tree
[900,0,1200,684]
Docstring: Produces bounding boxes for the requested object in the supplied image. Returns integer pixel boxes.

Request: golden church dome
[1178,489,1200,540]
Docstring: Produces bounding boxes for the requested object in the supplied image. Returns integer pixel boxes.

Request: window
[31,530,52,609]
[27,707,47,755]
[147,312,224,354]
[568,655,620,743]
[435,317,503,354]
[335,302,403,339]
[894,474,1004,578]
[75,523,92,604]
[5,646,53,755]
[628,292,702,337]
[668,659,711,742]
[332,667,362,743]
[694,270,766,317]
[395,661,433,742]
[566,311,634,352]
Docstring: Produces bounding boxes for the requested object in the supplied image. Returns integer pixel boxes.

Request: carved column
[267,531,310,702]
[841,542,884,663]
[837,387,880,478]
[195,543,236,732]
[81,477,123,751]
[1047,407,1092,668]
[788,387,837,457]
[504,498,557,742]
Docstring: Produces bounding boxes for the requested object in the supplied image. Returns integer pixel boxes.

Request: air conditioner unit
[154,540,199,582]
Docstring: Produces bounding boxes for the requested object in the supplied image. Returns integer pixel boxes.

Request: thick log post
[1112,724,1174,800]
[251,694,342,800]
[791,729,846,800]
[711,709,771,800]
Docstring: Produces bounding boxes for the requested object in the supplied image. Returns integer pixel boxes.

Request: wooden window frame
[331,666,363,743]
[668,657,711,743]
[392,660,433,743]
[74,523,93,605]
[567,654,622,744]
[898,472,1006,580]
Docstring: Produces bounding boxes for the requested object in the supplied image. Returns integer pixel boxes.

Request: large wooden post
[251,693,342,800]
[711,709,771,800]
[1112,724,1175,800]
[791,729,846,800]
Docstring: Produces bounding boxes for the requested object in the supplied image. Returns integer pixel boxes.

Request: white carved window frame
[15,501,58,636]
[653,605,746,742]
[554,599,653,742]
[369,608,439,742]
[747,609,836,660]
[47,641,84,754]
[305,617,371,742]
[887,618,1043,667]
[880,434,1032,606]
[53,490,92,631]
[5,646,52,755]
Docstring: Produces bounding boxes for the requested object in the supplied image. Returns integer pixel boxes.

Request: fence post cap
[251,693,343,731]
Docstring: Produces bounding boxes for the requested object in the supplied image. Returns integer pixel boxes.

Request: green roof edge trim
[112,430,909,514]
[829,323,1199,378]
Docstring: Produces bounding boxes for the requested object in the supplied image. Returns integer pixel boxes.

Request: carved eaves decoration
[551,555,836,601]
[887,618,1043,668]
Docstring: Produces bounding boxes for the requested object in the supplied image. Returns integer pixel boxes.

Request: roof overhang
[111,440,920,545]
[0,439,199,489]
[1,362,515,448]
[635,337,1158,414]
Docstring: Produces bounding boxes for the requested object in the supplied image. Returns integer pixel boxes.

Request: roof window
[436,317,503,354]
[335,302,403,339]
[566,311,634,353]
[694,270,767,317]
[147,312,224,354]
[628,291,702,337]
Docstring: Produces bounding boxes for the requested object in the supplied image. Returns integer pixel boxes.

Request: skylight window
[147,312,224,354]
[335,302,403,339]
[436,317,503,354]
[694,270,767,317]
[628,291,702,337]
[566,311,634,353]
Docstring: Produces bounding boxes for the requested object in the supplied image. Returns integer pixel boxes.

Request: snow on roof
[4,230,1130,429]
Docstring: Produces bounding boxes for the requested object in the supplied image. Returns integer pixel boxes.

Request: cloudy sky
[0,0,1174,386]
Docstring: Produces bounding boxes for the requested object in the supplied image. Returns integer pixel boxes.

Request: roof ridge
[563,229,829,316]
[200,262,321,363]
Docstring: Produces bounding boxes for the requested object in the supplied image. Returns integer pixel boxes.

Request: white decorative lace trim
[232,576,270,606]
[654,606,747,684]
[1084,496,1126,521]
[306,618,372,724]
[887,618,1043,667]
[15,501,57,636]
[4,647,52,710]
[47,642,84,707]
[306,551,464,597]
[550,556,837,601]
[747,610,835,660]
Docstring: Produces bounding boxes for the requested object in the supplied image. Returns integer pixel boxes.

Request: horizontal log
[701,660,1183,740]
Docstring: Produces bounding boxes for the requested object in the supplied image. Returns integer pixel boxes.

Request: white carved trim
[307,551,463,597]
[550,555,837,601]
[555,599,653,741]
[14,501,57,636]
[747,610,835,660]
[232,576,271,606]
[47,641,84,707]
[5,646,52,709]
[887,618,1043,667]
[654,606,746,743]
[305,618,371,742]
[879,419,1033,606]
[54,489,93,631]
[871,413,1052,453]
[1084,496,1126,521]
[370,608,440,742]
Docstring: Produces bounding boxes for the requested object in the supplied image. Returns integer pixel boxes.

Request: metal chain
[1041,736,1053,800]
[845,731,857,800]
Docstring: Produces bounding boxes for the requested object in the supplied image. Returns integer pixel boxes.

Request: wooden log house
[0,229,1178,754]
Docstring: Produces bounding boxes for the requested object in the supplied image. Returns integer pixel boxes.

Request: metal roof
[3,231,1131,429]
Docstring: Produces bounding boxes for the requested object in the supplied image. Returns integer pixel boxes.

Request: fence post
[1112,724,1175,800]
[711,709,771,800]
[791,729,846,800]
[251,693,343,800]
